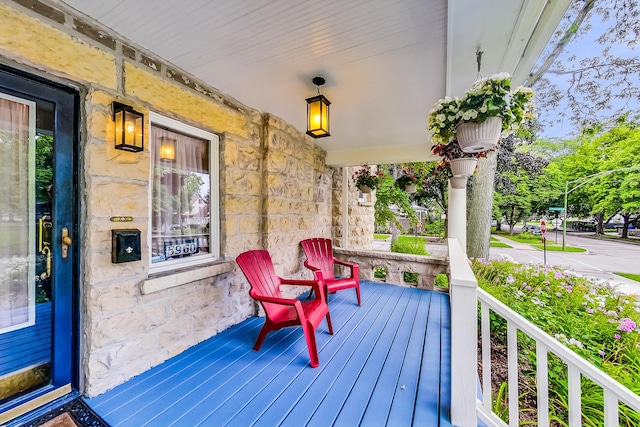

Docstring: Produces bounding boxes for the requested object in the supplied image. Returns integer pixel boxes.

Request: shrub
[434,273,448,288]
[403,272,418,284]
[391,236,428,256]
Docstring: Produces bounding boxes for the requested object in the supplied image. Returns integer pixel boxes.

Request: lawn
[490,241,512,248]
[373,234,390,239]
[615,272,640,283]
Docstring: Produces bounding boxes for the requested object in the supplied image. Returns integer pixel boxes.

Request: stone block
[87,280,139,320]
[87,179,149,218]
[0,4,117,89]
[125,64,248,139]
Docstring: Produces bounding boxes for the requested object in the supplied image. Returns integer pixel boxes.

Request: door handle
[61,227,72,259]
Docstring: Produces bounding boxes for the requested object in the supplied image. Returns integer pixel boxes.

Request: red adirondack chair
[236,250,334,368]
[300,238,361,306]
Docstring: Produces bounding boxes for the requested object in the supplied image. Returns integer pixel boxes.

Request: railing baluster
[536,342,549,427]
[481,302,492,411]
[603,389,619,427]
[507,322,518,427]
[568,362,581,426]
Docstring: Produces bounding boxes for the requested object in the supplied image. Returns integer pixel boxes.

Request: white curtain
[151,125,209,261]
[0,96,34,332]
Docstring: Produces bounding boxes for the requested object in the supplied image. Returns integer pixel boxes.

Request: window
[149,112,219,273]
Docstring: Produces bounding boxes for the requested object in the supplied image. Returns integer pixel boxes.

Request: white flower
[436,114,446,122]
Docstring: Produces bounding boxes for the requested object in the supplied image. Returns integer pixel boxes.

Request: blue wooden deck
[0,302,52,377]
[84,281,452,426]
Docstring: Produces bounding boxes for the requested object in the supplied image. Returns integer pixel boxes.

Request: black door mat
[18,397,109,427]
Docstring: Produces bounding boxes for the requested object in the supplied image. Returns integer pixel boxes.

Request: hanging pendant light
[306,77,331,138]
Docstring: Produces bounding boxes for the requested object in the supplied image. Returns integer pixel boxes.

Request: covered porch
[85,281,452,426]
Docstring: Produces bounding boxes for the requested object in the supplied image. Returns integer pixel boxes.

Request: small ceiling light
[306,77,331,138]
[159,137,176,161]
[112,101,144,152]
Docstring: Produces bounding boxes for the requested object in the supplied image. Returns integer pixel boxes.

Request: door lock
[61,227,72,259]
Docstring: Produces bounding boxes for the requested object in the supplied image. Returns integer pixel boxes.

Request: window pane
[151,125,210,266]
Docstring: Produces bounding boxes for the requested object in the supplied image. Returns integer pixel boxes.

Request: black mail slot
[112,229,141,263]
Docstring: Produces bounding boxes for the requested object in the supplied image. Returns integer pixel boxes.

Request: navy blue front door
[0,66,78,420]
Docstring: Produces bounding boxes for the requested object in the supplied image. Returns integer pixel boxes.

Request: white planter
[405,183,417,194]
[360,184,372,194]
[450,176,468,189]
[450,158,478,177]
[456,116,502,153]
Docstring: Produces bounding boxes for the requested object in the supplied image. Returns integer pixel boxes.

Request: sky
[533,2,640,140]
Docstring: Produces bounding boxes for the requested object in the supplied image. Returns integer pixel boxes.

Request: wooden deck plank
[149,296,358,426]
[244,285,403,427]
[280,286,417,426]
[305,288,426,427]
[439,294,453,426]
[87,318,262,412]
[107,322,302,426]
[378,293,438,425]
[83,282,452,427]
[188,283,394,426]
[218,284,392,427]
[411,292,447,426]
[129,282,365,427]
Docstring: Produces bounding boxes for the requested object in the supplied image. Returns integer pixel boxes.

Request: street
[490,232,640,295]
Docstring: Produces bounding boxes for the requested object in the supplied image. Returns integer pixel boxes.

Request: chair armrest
[303,260,321,272]
[251,294,299,306]
[333,258,359,279]
[280,278,328,304]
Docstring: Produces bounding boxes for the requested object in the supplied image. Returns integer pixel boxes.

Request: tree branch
[527,0,597,86]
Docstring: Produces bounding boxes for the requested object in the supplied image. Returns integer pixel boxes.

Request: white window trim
[148,112,220,274]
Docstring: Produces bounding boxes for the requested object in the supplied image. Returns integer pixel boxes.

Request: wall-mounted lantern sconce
[112,101,144,152]
[306,77,331,138]
[159,137,176,161]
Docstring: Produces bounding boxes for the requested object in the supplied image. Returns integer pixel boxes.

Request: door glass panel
[0,93,53,403]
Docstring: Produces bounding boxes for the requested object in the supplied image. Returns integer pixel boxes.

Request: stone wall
[0,0,336,396]
[334,248,448,290]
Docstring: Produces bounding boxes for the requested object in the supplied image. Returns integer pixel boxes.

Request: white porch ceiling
[59,0,570,166]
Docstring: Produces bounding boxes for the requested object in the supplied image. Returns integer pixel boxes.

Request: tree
[528,0,640,137]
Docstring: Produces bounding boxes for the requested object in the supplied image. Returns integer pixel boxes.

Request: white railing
[477,290,640,427]
[448,238,640,427]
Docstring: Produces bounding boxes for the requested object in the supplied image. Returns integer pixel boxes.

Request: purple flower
[554,272,563,280]
[606,310,618,318]
[599,350,606,357]
[506,275,515,284]
[618,318,637,332]
[566,286,573,293]
[614,334,621,340]
[525,286,532,291]
[586,308,594,314]
[556,292,562,297]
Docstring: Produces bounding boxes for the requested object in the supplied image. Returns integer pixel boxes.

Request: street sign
[540,220,547,234]
[549,207,565,212]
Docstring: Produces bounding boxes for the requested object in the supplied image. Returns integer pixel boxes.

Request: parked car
[522,224,542,235]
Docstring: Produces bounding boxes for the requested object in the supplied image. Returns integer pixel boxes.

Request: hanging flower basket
[456,116,502,153]
[404,183,417,194]
[450,158,478,177]
[450,176,468,189]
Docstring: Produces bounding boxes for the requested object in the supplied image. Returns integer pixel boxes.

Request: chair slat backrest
[236,250,282,300]
[301,238,336,280]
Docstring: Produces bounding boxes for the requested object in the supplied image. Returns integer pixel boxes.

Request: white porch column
[449,238,478,427]
[341,166,349,248]
[447,177,468,255]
